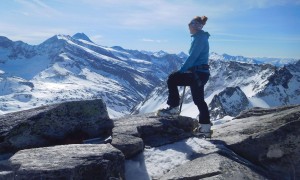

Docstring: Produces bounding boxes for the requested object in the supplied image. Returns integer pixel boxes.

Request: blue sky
[1,0,300,59]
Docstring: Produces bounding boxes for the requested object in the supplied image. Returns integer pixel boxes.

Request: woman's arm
[179,36,205,73]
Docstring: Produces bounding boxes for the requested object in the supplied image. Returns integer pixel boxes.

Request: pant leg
[167,71,194,107]
[190,72,210,124]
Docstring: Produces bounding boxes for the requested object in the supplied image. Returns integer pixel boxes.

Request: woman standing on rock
[157,16,211,137]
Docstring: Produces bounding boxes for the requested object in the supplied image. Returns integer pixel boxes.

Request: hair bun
[201,16,208,25]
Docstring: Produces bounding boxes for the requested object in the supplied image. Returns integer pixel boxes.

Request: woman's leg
[167,71,194,107]
[190,72,210,124]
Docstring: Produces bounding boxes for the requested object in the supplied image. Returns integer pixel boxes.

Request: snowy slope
[134,58,300,121]
[0,34,184,117]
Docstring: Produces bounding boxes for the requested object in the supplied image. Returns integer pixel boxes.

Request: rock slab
[160,152,267,180]
[0,99,113,153]
[213,105,300,179]
[0,144,124,180]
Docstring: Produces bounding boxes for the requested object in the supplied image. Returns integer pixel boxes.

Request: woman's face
[188,20,198,34]
[189,25,197,34]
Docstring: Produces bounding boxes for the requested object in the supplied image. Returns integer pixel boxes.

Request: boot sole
[156,111,180,117]
[193,129,213,139]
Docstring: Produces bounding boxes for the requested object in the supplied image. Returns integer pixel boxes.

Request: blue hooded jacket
[179,30,210,74]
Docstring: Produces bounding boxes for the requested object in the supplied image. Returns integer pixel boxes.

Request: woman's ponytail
[201,16,208,25]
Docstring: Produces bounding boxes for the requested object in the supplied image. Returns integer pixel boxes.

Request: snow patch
[125,137,217,179]
[267,145,284,159]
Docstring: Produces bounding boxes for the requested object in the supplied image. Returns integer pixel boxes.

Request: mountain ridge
[0,34,184,117]
[0,33,299,120]
[135,58,300,121]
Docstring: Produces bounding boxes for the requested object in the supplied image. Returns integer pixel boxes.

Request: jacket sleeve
[179,36,205,73]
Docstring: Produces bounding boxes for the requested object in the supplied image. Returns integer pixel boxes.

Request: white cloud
[62,0,300,30]
[11,0,300,28]
[72,0,226,28]
[12,0,299,31]
[15,0,62,17]
[141,38,167,43]
[0,22,71,44]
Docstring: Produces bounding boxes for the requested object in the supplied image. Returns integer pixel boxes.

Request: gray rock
[159,153,267,180]
[0,144,124,180]
[235,104,299,119]
[0,99,113,153]
[111,134,144,159]
[213,105,300,179]
[111,113,198,158]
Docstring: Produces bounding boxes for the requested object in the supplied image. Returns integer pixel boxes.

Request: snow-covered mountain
[1,33,299,120]
[134,58,300,121]
[254,57,299,67]
[177,51,298,67]
[209,52,260,64]
[209,52,298,67]
[0,34,184,117]
[140,50,169,58]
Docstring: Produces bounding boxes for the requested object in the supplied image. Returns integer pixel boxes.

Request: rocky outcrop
[1,99,299,180]
[0,99,112,153]
[213,105,300,179]
[209,86,249,119]
[131,105,300,179]
[266,66,293,89]
[0,144,124,180]
[255,62,300,106]
[111,114,198,158]
[235,104,300,119]
[0,99,199,179]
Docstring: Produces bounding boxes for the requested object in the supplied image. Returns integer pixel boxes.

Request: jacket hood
[192,30,210,38]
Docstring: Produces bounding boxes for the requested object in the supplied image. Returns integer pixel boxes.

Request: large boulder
[0,144,124,180]
[0,99,113,153]
[213,105,300,179]
[111,113,198,158]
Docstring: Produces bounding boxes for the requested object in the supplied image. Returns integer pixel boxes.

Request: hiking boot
[156,106,180,117]
[195,124,213,138]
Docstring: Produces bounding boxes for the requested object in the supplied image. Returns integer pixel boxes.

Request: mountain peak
[153,50,168,57]
[0,36,13,48]
[72,33,93,43]
[111,46,126,51]
[177,51,188,59]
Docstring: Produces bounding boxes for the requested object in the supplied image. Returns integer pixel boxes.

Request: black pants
[167,71,210,124]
